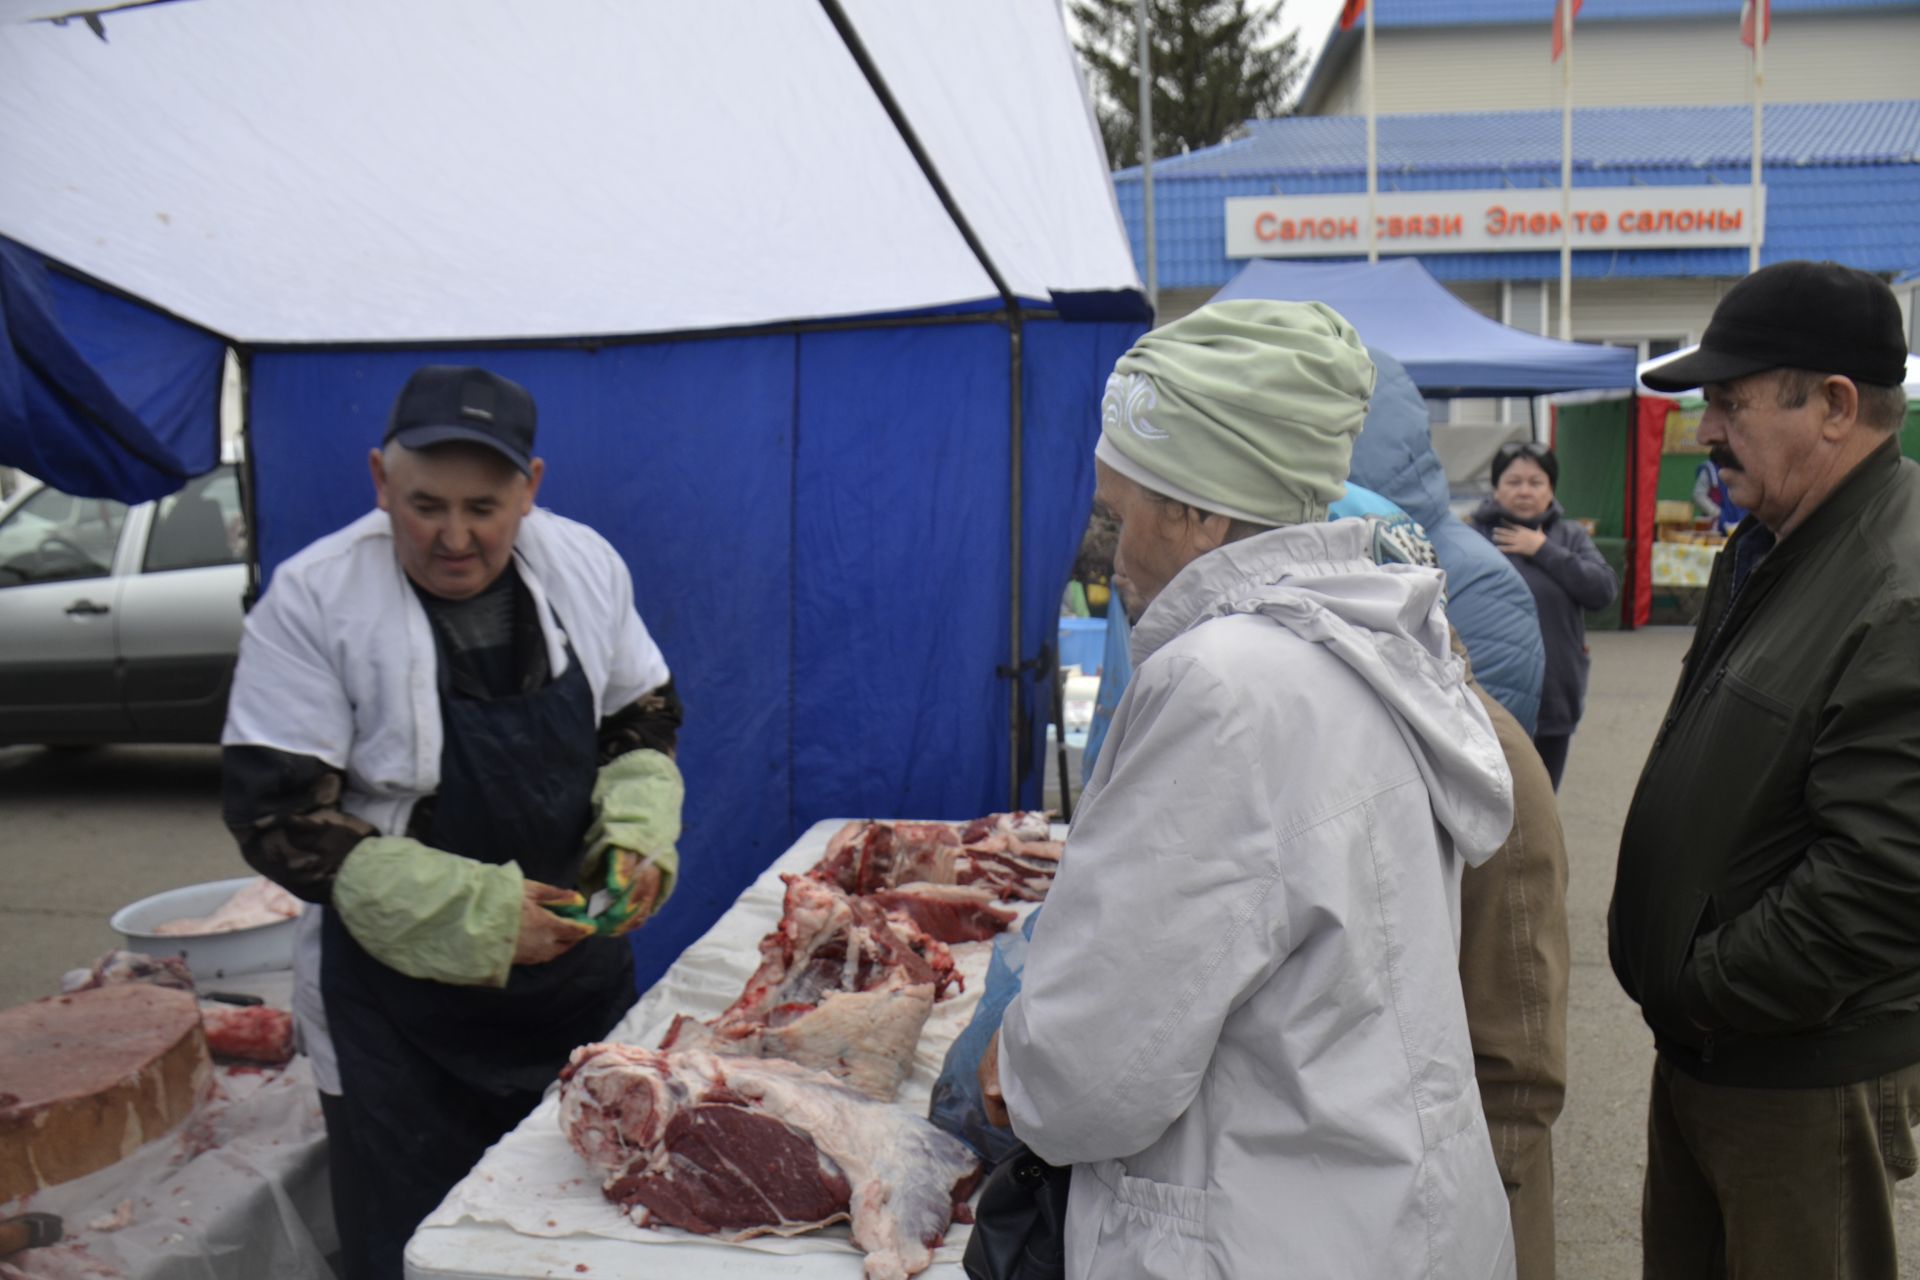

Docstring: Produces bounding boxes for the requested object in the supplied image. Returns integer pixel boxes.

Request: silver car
[0,465,248,745]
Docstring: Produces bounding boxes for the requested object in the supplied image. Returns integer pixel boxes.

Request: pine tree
[1072,0,1303,167]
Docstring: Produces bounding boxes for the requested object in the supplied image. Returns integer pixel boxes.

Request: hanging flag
[1740,0,1771,47]
[1551,0,1582,60]
[1340,0,1366,31]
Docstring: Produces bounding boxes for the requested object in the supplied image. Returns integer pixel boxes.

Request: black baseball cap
[1641,261,1907,393]
[385,365,536,475]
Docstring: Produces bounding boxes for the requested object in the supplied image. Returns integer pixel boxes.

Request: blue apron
[320,618,633,1279]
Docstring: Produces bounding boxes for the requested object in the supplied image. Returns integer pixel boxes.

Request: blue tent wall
[0,238,224,501]
[246,313,1142,993]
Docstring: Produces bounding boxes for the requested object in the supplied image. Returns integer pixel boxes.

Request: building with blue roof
[1117,0,1919,424]
[1298,0,1918,115]
[1118,102,1920,295]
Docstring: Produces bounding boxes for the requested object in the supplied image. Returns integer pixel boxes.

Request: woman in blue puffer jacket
[1336,347,1545,732]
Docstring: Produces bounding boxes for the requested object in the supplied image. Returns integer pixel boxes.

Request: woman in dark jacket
[1472,441,1617,788]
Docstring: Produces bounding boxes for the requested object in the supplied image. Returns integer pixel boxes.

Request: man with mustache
[1608,261,1918,1279]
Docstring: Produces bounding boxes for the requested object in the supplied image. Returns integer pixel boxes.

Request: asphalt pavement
[4,626,1919,1274]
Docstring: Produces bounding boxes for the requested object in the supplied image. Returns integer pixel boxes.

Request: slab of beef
[812,815,1062,911]
[661,876,957,1099]
[958,811,1054,846]
[559,1044,981,1280]
[812,821,963,896]
[868,883,1015,944]
[951,832,1063,904]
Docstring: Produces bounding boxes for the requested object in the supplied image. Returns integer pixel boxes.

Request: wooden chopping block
[0,985,211,1204]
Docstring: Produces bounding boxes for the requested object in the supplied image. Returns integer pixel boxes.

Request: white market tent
[0,0,1148,990]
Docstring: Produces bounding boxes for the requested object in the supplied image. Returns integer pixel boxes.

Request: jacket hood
[1348,347,1450,530]
[1132,520,1514,864]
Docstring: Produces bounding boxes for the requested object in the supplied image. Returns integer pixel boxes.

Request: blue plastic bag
[928,910,1039,1163]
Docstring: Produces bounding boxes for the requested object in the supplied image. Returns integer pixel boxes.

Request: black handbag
[961,1143,1071,1280]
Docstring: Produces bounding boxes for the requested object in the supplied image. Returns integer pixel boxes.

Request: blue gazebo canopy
[1213,258,1640,397]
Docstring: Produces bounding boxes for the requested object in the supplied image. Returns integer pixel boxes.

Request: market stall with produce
[1551,348,1920,626]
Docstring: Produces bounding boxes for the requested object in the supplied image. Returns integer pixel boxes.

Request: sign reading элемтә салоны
[1224,185,1760,259]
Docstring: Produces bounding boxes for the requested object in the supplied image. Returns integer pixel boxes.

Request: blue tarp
[248,315,1142,992]
[0,238,223,502]
[1212,258,1637,396]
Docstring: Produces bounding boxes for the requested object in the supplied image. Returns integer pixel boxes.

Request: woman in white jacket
[991,301,1517,1279]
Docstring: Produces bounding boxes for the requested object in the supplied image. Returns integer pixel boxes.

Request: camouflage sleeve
[221,745,377,904]
[597,678,683,765]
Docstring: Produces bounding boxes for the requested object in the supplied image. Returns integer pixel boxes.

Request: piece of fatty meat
[559,1044,981,1280]
[811,821,962,896]
[660,877,957,1099]
[954,813,1063,903]
[810,815,1061,906]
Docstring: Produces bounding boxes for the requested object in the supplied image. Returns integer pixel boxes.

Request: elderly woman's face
[1094,460,1225,624]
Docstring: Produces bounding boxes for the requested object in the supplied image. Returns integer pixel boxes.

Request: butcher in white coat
[992,300,1517,1279]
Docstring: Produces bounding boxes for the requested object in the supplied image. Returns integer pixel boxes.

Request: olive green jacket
[1610,440,1920,1086]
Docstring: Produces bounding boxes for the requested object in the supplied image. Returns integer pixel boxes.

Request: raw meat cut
[958,811,1054,845]
[811,821,962,896]
[0,985,212,1202]
[200,1004,296,1065]
[952,836,1063,903]
[559,1044,981,1280]
[661,876,957,1099]
[868,883,1016,944]
[811,815,1062,907]
[153,877,302,935]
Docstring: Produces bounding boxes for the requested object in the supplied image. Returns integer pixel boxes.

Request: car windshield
[0,485,128,585]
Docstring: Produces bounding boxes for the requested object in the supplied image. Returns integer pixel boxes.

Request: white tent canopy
[0,0,1140,343]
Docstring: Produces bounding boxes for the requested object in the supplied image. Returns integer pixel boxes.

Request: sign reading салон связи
[1224,185,1759,258]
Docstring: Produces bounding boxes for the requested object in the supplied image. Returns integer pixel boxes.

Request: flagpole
[1558,0,1573,341]
[1138,0,1157,312]
[1749,12,1764,273]
[1364,0,1378,262]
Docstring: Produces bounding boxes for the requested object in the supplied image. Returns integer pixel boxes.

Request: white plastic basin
[110,877,301,980]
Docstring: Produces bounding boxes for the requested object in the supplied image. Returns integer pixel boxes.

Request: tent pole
[235,345,262,613]
[815,0,1033,809]
[1138,0,1158,311]
[1009,320,1026,809]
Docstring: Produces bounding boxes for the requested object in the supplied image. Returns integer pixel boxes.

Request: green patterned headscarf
[1098,300,1376,525]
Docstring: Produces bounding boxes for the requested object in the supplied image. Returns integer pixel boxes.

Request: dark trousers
[1531,732,1571,790]
[319,1092,373,1280]
[1643,1054,1920,1280]
[319,1079,541,1280]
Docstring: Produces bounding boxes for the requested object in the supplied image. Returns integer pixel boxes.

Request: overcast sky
[1285,0,1347,97]
[1062,0,1351,114]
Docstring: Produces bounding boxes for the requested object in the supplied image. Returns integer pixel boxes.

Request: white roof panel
[0,0,1136,343]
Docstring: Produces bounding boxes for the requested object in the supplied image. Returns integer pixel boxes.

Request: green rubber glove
[575,749,683,933]
[332,837,524,988]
